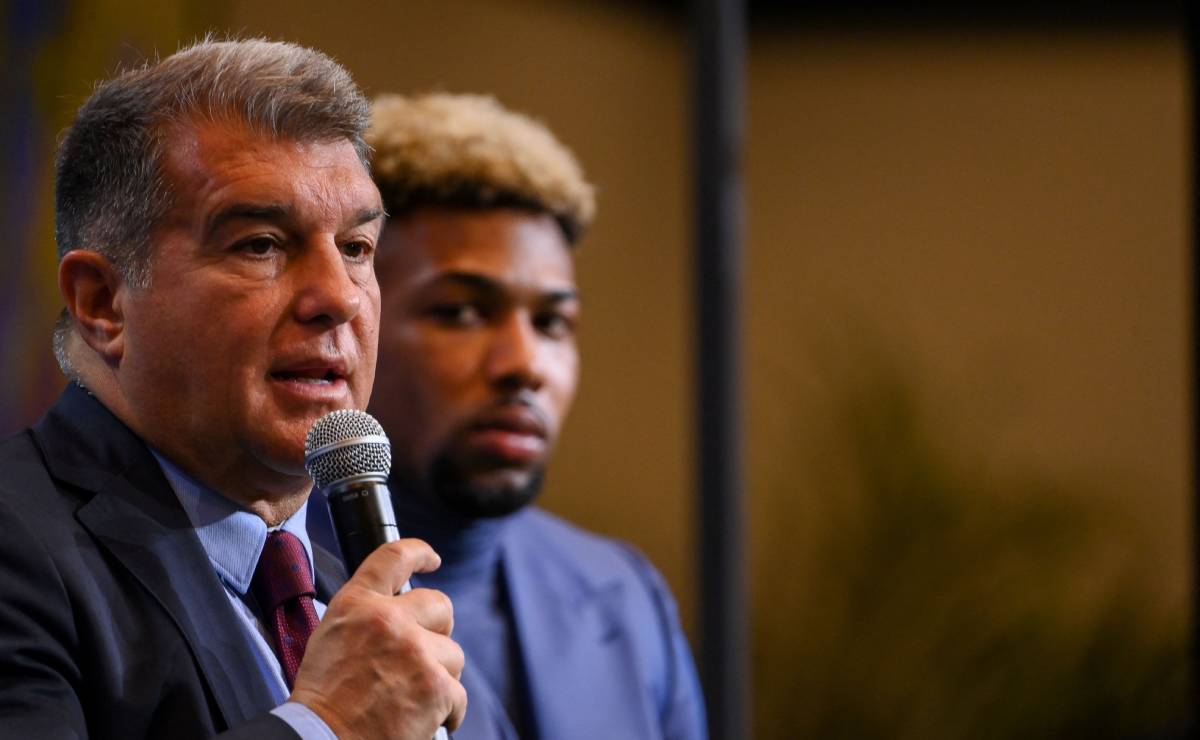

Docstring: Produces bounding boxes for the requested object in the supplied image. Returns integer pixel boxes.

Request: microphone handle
[326,480,400,574]
[324,482,452,740]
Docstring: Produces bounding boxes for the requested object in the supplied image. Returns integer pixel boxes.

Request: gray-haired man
[0,39,465,739]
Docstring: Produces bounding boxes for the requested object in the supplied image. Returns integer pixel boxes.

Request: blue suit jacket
[488,508,707,740]
[312,500,708,739]
[0,384,343,739]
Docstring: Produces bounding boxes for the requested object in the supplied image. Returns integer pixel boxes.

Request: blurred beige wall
[747,26,1188,612]
[744,26,1188,735]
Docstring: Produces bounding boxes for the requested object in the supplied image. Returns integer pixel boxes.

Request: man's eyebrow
[204,203,291,239]
[430,271,580,301]
[352,207,386,229]
[204,204,385,239]
[430,272,503,294]
[542,288,580,303]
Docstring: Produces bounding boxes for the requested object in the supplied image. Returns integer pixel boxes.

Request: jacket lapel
[501,513,658,739]
[35,385,281,729]
[312,542,347,601]
[452,664,522,740]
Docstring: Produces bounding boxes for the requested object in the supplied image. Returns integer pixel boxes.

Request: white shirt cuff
[270,701,338,740]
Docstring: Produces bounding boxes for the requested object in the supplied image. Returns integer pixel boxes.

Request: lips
[270,356,349,383]
[462,404,549,465]
[470,405,548,437]
[268,356,352,401]
[271,367,342,384]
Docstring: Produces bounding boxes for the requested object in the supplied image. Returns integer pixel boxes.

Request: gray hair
[51,309,78,383]
[54,37,371,287]
[53,37,370,379]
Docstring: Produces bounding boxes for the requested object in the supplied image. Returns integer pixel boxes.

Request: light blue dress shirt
[153,452,337,740]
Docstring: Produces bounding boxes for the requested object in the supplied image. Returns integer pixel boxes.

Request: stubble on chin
[425,456,546,520]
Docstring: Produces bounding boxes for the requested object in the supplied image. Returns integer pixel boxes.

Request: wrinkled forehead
[154,118,381,233]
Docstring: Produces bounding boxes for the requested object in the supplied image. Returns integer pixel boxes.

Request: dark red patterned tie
[251,530,320,690]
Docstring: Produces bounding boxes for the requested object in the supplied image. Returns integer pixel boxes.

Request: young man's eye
[537,312,576,338]
[428,303,484,326]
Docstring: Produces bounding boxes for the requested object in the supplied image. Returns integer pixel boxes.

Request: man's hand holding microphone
[291,410,464,738]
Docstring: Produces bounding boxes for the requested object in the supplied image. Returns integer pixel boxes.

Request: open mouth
[271,368,342,384]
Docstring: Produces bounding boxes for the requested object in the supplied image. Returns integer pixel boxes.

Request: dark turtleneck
[393,487,534,739]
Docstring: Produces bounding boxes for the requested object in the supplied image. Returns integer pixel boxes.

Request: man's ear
[58,250,127,365]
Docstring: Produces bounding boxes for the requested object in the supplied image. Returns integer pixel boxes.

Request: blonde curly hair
[368,92,595,244]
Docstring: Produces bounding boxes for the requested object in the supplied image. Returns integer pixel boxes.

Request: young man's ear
[58,250,127,365]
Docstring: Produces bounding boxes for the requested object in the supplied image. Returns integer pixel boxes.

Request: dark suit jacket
[0,384,344,739]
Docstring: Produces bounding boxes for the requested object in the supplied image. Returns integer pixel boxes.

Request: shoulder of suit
[506,506,667,593]
[0,429,77,519]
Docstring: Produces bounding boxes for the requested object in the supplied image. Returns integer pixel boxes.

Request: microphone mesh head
[304,409,392,490]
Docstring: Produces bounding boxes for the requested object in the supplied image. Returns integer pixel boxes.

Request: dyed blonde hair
[368,93,595,244]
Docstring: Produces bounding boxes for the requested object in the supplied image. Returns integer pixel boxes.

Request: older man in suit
[0,39,466,739]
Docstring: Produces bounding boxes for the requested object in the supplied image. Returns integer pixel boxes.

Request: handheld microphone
[304,409,398,574]
[305,410,453,740]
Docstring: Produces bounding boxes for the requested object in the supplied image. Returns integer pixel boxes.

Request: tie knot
[251,530,315,612]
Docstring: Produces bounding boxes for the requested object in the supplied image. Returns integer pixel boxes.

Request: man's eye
[537,312,576,338]
[236,237,279,257]
[428,303,484,326]
[342,240,372,260]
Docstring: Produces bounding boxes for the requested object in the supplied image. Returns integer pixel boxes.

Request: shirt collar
[151,450,315,595]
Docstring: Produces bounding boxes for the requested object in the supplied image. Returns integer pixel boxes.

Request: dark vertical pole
[692,1,748,739]
[1185,0,1200,734]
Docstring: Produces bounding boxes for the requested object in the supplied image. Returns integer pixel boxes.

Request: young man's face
[116,118,384,497]
[369,206,580,518]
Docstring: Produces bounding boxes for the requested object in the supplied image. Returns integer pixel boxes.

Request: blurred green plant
[753,345,1189,739]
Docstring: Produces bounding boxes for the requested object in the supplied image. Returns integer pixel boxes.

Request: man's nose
[292,242,363,326]
[486,311,545,391]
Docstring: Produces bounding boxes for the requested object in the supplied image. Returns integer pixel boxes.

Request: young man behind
[310,93,707,740]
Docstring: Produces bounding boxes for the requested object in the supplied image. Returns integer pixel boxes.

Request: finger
[443,678,468,732]
[393,587,456,636]
[425,631,465,680]
[349,538,441,596]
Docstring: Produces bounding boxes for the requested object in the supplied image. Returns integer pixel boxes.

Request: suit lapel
[452,664,522,740]
[35,385,281,729]
[501,514,657,739]
[312,543,347,601]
